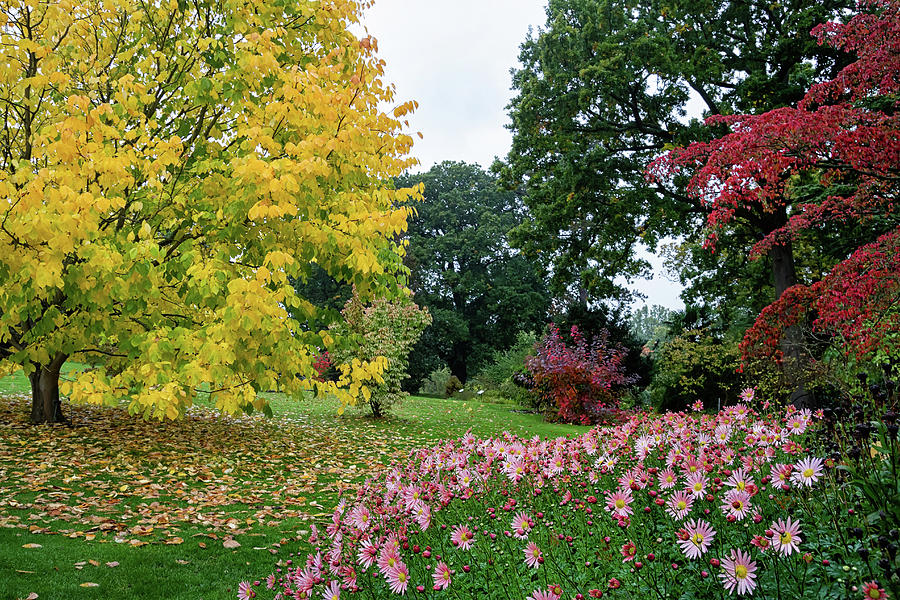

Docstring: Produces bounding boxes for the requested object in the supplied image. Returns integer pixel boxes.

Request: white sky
[359,1,685,311]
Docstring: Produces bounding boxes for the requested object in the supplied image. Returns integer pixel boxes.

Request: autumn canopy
[0,0,420,423]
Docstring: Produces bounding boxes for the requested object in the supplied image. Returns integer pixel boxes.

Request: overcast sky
[359,1,685,311]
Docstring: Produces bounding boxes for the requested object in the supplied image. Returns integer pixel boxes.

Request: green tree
[398,162,551,384]
[329,290,431,418]
[499,0,853,306]
[0,0,419,423]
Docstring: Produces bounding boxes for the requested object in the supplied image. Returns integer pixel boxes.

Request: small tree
[330,291,431,417]
[526,325,635,424]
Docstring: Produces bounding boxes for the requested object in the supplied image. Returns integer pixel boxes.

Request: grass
[0,367,589,600]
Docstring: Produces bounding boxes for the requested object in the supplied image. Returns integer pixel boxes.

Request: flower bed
[240,403,897,599]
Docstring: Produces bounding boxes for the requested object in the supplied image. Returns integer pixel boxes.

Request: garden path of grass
[0,370,589,600]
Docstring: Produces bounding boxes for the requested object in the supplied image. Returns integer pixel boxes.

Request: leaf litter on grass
[0,393,413,547]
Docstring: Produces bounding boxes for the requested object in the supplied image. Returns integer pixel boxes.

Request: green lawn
[0,368,588,600]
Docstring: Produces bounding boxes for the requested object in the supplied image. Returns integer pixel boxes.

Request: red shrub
[526,325,635,424]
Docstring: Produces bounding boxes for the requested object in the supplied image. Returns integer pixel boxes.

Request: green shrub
[445,375,462,397]
[418,366,451,397]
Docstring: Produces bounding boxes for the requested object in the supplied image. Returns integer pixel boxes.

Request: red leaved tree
[650,0,900,374]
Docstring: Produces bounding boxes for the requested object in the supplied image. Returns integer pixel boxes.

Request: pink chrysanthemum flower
[358,539,378,569]
[791,457,824,487]
[720,548,758,596]
[237,581,256,600]
[511,511,534,539]
[685,471,708,498]
[677,519,716,560]
[524,541,543,568]
[666,490,694,521]
[620,541,637,562]
[860,581,888,599]
[322,580,341,600]
[377,547,402,576]
[658,467,677,489]
[433,561,452,590]
[721,489,753,521]
[349,505,371,531]
[604,488,633,518]
[772,463,793,486]
[451,524,475,550]
[725,468,752,492]
[739,387,755,403]
[771,517,802,556]
[386,563,410,595]
[530,590,559,600]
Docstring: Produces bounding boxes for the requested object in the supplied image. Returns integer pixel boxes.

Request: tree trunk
[449,342,469,384]
[768,241,810,407]
[29,353,68,424]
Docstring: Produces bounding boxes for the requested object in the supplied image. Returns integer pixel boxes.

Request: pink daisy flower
[666,490,694,521]
[791,457,823,487]
[349,505,371,531]
[720,489,753,521]
[861,581,888,599]
[725,468,752,492]
[237,581,256,600]
[604,488,633,518]
[524,541,543,568]
[720,548,758,596]
[771,517,802,556]
[511,511,534,539]
[677,519,716,560]
[685,471,708,498]
[357,539,378,569]
[658,467,677,489]
[377,546,402,576]
[432,561,452,590]
[385,563,410,595]
[451,524,475,550]
[620,541,637,562]
[530,590,559,600]
[322,580,341,600]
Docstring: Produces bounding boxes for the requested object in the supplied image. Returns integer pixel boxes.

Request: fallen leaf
[22,543,42,549]
[79,583,99,588]
[197,542,206,549]
[223,538,240,549]
[105,561,119,568]
[175,559,190,565]
[165,536,184,545]
[88,559,100,567]
[25,593,39,600]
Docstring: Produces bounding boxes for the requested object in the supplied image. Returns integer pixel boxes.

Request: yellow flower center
[868,589,882,599]
[398,571,407,583]
[781,532,792,545]
[615,499,625,509]
[735,565,748,579]
[803,468,814,478]
[693,482,703,491]
[691,533,704,546]
[736,481,746,491]
[677,501,687,510]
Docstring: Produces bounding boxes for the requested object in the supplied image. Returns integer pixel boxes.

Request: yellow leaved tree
[0,0,421,423]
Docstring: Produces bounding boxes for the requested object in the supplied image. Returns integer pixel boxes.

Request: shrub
[241,399,899,600]
[444,375,462,398]
[647,327,745,413]
[472,330,538,390]
[418,367,452,397]
[329,290,431,417]
[526,324,636,424]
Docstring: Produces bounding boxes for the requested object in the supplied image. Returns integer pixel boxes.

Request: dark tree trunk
[449,342,469,384]
[29,353,68,424]
[768,241,810,407]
